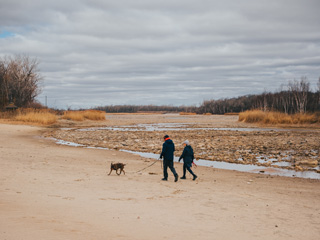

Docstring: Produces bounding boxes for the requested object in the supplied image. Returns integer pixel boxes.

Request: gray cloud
[1,0,319,109]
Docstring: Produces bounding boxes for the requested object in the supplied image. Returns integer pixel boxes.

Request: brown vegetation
[62,110,106,121]
[179,112,197,115]
[0,108,58,125]
[0,109,106,125]
[239,110,320,124]
[15,110,58,125]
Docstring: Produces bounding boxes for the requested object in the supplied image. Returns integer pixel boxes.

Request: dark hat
[164,135,169,139]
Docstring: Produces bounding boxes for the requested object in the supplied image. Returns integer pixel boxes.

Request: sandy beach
[1,120,320,240]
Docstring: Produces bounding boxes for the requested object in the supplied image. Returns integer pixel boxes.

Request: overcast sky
[1,0,319,109]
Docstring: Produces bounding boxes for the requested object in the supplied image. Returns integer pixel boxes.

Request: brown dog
[108,162,126,175]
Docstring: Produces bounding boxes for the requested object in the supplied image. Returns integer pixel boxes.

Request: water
[55,139,85,147]
[121,150,320,179]
[54,138,320,180]
[77,123,295,132]
[272,161,292,167]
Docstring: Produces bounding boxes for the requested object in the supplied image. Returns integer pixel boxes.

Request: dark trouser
[183,162,196,177]
[163,160,177,179]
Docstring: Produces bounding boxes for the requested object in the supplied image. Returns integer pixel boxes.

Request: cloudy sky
[1,0,319,109]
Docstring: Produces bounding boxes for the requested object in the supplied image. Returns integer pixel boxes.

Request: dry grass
[62,111,84,121]
[291,113,319,124]
[1,108,105,125]
[179,112,197,115]
[239,110,320,125]
[238,110,265,123]
[0,111,17,119]
[14,109,58,125]
[83,110,106,120]
[62,110,106,121]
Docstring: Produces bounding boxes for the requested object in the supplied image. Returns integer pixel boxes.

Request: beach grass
[62,110,106,121]
[239,110,320,124]
[14,109,58,125]
[179,112,197,115]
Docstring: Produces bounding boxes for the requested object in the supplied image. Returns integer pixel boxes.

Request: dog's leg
[108,163,113,175]
[116,169,121,175]
[122,169,125,175]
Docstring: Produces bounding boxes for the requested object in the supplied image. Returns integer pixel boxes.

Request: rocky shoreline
[46,124,320,173]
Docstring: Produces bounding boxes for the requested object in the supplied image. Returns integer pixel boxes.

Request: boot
[193,175,197,181]
[174,174,179,182]
[161,178,167,181]
[180,176,186,179]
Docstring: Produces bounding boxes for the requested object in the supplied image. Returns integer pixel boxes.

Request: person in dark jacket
[179,140,197,180]
[160,135,178,182]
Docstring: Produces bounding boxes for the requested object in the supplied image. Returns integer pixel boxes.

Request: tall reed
[14,109,58,125]
[62,110,106,121]
[238,110,265,123]
[239,110,320,124]
[179,112,197,115]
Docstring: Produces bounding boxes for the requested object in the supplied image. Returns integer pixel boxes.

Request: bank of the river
[46,114,320,176]
[1,122,320,240]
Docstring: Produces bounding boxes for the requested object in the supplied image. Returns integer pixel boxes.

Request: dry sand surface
[1,118,320,240]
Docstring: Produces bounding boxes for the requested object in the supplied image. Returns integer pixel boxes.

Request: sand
[1,122,320,240]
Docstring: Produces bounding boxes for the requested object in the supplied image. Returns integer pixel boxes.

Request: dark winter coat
[160,139,175,162]
[179,145,194,165]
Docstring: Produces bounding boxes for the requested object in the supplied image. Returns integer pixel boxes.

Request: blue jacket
[179,145,194,164]
[160,139,175,161]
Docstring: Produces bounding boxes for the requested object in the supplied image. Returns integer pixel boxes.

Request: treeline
[197,77,320,114]
[95,105,198,113]
[96,77,320,114]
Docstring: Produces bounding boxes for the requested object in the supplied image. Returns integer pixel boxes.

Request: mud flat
[47,114,320,177]
[1,120,320,240]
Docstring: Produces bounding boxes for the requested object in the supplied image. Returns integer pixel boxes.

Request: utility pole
[45,96,47,107]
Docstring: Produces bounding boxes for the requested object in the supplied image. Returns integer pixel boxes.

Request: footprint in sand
[74,179,85,181]
[62,197,75,200]
[48,194,61,198]
[172,190,184,194]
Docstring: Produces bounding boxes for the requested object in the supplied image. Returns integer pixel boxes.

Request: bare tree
[288,77,310,113]
[0,61,9,109]
[0,55,42,109]
[262,91,268,112]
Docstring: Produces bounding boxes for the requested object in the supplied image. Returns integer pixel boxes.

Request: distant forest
[96,77,320,114]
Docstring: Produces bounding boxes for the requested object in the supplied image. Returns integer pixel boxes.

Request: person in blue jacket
[160,135,178,182]
[179,140,197,180]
